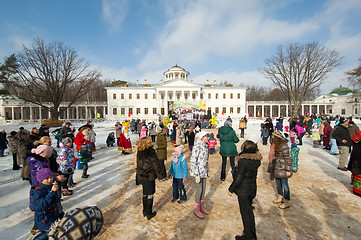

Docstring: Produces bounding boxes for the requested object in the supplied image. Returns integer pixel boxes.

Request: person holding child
[190,131,210,219]
[228,140,262,240]
[168,145,188,203]
[31,168,64,234]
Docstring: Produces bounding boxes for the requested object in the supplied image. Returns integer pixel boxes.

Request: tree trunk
[51,107,60,120]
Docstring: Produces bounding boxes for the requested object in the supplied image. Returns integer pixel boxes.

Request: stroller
[51,128,62,148]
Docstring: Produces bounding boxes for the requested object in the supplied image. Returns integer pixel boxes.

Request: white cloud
[139,0,319,70]
[101,0,129,31]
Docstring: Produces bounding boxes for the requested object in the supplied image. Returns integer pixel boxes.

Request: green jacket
[219,126,239,157]
[156,130,167,160]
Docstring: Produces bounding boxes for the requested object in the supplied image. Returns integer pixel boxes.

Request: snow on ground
[0,120,361,240]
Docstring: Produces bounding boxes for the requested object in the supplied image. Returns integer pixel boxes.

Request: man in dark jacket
[59,122,74,141]
[332,117,352,171]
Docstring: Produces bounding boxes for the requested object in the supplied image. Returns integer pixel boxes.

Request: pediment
[156,79,201,88]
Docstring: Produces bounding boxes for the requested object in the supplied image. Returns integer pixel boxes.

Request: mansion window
[185,93,188,100]
[237,93,240,99]
[237,107,241,113]
[121,94,124,99]
[223,93,226,99]
[215,107,219,113]
[177,93,180,99]
[145,108,149,114]
[223,107,226,113]
[137,108,140,114]
[216,93,218,99]
[153,108,157,114]
[145,94,148,99]
[341,109,345,114]
[113,108,117,115]
[200,94,203,99]
[230,107,233,113]
[230,93,233,99]
[113,94,116,99]
[208,93,211,99]
[129,94,132,99]
[153,94,156,99]
[161,94,164,99]
[192,93,196,99]
[121,108,125,115]
[129,108,133,114]
[161,108,165,115]
[137,94,140,99]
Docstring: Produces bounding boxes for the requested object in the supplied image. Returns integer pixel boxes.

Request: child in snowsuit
[106,132,116,147]
[208,133,217,155]
[290,143,300,172]
[261,124,270,145]
[311,129,321,148]
[59,137,75,194]
[168,145,188,203]
[79,142,91,178]
[32,168,64,233]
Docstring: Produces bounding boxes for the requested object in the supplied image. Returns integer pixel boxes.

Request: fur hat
[36,168,53,183]
[31,145,53,158]
[224,121,232,127]
[62,137,72,145]
[273,130,285,139]
[175,145,184,155]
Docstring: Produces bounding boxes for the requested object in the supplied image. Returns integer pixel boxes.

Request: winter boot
[278,199,290,209]
[200,200,209,214]
[272,194,284,204]
[193,202,204,219]
[220,172,226,181]
[142,195,147,217]
[146,196,157,220]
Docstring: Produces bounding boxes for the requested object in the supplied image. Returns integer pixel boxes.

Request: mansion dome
[163,64,190,82]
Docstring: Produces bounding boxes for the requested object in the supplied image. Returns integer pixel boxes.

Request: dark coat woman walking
[219,121,239,181]
[228,140,262,240]
[137,136,165,220]
[156,126,167,180]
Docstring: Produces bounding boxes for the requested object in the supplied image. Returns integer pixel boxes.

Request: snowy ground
[1,120,361,240]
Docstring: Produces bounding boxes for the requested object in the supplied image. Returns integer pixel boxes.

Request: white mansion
[106,65,247,120]
[0,65,358,125]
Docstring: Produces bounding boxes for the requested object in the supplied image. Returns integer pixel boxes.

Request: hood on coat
[27,152,48,164]
[238,152,263,161]
[219,126,233,135]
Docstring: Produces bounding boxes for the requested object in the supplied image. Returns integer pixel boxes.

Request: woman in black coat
[136,136,164,220]
[228,140,262,240]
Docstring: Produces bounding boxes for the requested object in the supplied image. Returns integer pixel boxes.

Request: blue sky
[0,0,361,94]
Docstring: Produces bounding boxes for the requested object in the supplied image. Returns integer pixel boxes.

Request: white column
[317,105,320,115]
[270,105,273,118]
[254,106,256,117]
[85,106,88,119]
[76,106,79,119]
[278,105,281,117]
[262,105,264,117]
[30,107,33,120]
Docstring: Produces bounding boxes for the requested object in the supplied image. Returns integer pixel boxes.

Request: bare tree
[346,58,361,90]
[259,42,343,116]
[2,38,101,119]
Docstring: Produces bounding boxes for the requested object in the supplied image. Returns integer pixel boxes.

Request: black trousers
[158,159,166,179]
[237,194,256,237]
[221,156,235,179]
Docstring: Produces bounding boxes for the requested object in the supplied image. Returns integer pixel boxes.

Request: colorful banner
[169,101,206,110]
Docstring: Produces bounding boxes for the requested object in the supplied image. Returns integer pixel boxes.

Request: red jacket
[74,132,90,151]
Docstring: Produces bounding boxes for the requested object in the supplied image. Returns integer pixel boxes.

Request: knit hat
[31,145,53,158]
[62,137,72,145]
[224,121,232,127]
[65,122,72,126]
[196,131,209,140]
[291,143,297,149]
[175,145,184,155]
[209,133,215,141]
[273,130,285,139]
[36,168,53,183]
[339,117,348,124]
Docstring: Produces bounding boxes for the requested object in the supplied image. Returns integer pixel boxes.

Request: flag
[118,113,122,118]
[128,112,131,117]
[222,111,224,115]
[96,113,101,118]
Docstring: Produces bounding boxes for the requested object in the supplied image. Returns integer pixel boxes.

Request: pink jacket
[295,125,306,136]
[208,140,217,149]
[140,126,147,139]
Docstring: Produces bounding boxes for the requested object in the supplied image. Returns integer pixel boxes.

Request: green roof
[329,86,353,96]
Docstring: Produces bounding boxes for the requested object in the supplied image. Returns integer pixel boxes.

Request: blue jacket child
[31,168,64,232]
[168,145,188,203]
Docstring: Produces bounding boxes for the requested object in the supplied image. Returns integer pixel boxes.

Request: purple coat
[27,152,50,211]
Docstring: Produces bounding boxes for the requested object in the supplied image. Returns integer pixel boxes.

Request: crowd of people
[1,121,103,239]
[2,112,360,240]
